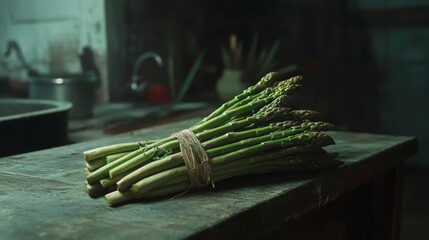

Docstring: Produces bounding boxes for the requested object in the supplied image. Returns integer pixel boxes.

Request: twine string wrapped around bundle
[172,129,214,189]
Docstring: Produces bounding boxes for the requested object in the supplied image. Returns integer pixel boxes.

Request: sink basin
[0,99,72,157]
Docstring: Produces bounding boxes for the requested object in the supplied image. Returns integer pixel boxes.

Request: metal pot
[29,72,97,119]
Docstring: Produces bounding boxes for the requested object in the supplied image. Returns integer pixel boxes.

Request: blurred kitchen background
[0,0,428,238]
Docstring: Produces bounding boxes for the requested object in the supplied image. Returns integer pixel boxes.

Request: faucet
[4,40,39,76]
[130,52,163,95]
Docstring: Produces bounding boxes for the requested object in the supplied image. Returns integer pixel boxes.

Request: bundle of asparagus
[83,72,341,206]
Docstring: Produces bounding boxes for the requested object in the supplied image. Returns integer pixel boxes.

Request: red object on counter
[147,84,171,104]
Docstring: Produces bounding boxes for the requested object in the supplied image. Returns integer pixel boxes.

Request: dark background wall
[107,0,428,167]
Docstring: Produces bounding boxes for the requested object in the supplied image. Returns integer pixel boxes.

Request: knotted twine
[172,129,214,189]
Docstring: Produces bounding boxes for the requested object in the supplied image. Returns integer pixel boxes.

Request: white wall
[0,0,109,101]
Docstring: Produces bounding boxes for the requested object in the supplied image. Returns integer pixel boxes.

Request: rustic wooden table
[0,118,418,240]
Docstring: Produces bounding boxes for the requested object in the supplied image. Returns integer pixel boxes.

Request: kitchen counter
[0,119,418,239]
[68,102,212,142]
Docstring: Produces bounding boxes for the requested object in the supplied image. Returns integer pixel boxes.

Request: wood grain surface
[0,118,418,239]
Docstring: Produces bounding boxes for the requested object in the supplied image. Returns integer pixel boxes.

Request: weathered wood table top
[0,118,418,240]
